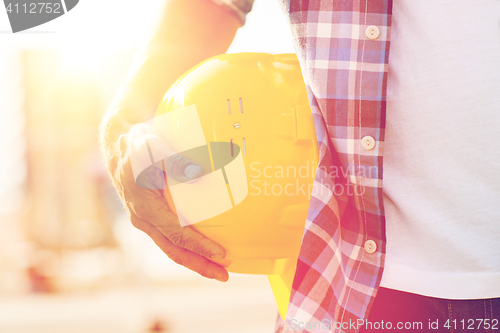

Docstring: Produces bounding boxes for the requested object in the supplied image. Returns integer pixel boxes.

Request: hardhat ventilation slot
[239,98,244,114]
[230,139,234,157]
[243,138,246,156]
[227,99,232,115]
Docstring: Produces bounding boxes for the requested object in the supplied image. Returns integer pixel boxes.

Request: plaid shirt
[273,1,393,332]
[211,0,392,331]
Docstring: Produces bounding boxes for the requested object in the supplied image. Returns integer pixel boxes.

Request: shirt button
[364,240,377,254]
[361,136,376,150]
[365,25,380,40]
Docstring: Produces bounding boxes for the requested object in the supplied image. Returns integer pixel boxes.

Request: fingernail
[184,164,201,179]
[210,254,223,260]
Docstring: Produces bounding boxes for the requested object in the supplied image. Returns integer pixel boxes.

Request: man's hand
[99,0,240,281]
[113,124,228,282]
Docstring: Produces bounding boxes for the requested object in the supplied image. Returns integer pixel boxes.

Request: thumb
[164,153,203,183]
[138,125,203,183]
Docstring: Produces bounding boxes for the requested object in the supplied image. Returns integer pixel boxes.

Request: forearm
[100,0,240,174]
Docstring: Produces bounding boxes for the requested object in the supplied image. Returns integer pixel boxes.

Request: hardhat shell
[155,53,318,318]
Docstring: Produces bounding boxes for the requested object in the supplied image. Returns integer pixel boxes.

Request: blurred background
[0,1,295,332]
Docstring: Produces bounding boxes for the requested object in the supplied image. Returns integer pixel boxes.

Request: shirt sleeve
[208,0,255,25]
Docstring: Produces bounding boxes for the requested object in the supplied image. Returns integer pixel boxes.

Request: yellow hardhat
[154,53,318,319]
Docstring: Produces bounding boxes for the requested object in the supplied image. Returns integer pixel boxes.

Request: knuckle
[165,154,184,175]
[130,216,142,230]
[129,124,147,138]
[167,229,186,248]
[128,192,158,219]
[189,237,211,257]
[167,251,185,266]
[128,200,145,218]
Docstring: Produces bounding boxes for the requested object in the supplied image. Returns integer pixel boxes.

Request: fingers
[129,195,226,259]
[122,125,228,279]
[165,226,226,259]
[132,216,229,282]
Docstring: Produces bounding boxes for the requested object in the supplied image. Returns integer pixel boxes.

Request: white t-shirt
[380,0,500,299]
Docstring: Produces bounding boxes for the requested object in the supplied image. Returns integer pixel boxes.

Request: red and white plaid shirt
[274,1,392,332]
[213,1,392,332]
